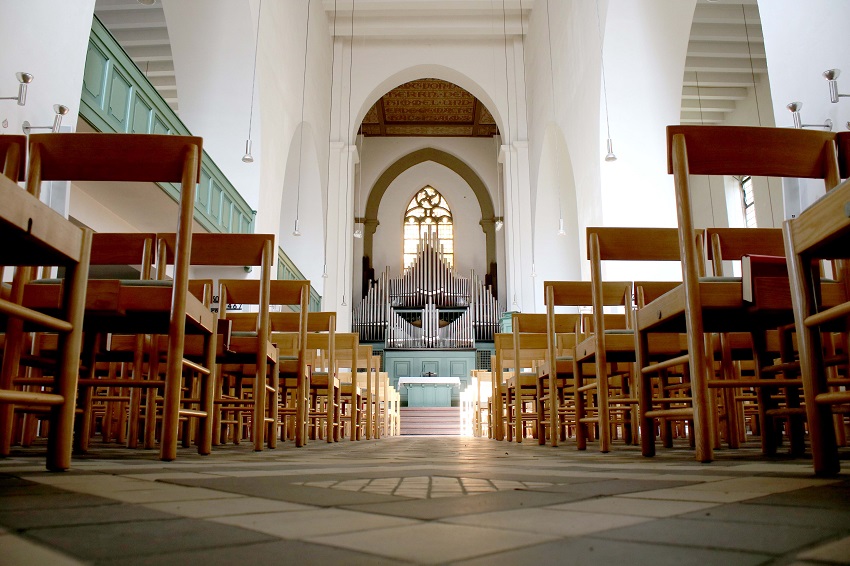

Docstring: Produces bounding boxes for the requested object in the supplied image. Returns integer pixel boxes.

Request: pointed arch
[361,147,497,288]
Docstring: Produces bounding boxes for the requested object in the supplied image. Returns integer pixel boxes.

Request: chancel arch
[361,148,498,294]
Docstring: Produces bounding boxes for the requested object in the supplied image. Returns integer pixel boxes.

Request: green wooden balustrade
[278,247,322,312]
[80,15,255,235]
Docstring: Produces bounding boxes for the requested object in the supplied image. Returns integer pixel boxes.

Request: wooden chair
[640,125,840,464]
[330,333,363,441]
[784,130,848,475]
[214,267,305,452]
[305,330,341,442]
[271,309,330,446]
[22,133,211,461]
[0,169,92,471]
[509,312,581,446]
[702,227,826,455]
[506,314,549,443]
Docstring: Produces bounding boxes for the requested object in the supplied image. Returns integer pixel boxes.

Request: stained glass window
[403,186,453,269]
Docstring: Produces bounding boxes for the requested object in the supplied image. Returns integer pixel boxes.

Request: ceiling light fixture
[595,0,616,162]
[823,69,848,104]
[545,1,567,237]
[341,0,356,309]
[353,133,363,238]
[22,104,69,134]
[242,0,262,163]
[293,0,312,237]
[322,0,340,285]
[786,101,833,130]
[1,72,33,106]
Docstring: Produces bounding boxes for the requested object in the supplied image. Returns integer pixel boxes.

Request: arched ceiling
[360,79,499,138]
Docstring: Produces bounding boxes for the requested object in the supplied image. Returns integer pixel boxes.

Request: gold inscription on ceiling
[361,78,499,138]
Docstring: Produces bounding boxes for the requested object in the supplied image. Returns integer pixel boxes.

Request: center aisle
[1,437,848,565]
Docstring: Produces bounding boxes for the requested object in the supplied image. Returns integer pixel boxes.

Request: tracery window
[403,186,453,269]
[740,176,757,228]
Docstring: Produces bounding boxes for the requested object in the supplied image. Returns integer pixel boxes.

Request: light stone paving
[1,436,848,565]
[293,475,556,499]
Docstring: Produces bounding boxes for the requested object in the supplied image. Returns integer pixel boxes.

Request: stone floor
[1,436,849,565]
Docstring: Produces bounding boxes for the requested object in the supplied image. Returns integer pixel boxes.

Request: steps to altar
[400,407,461,436]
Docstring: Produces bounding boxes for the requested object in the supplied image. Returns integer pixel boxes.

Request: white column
[500,141,534,313]
[323,141,357,331]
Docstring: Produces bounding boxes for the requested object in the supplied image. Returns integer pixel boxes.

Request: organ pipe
[352,239,503,348]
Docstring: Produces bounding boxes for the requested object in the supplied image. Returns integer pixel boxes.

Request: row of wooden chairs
[0,133,400,471]
[489,126,849,476]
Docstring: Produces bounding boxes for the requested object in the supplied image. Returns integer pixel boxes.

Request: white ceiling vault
[321,0,532,39]
[680,0,766,125]
[91,0,764,126]
[93,0,178,112]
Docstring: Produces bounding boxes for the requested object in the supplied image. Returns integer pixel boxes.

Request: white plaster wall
[279,123,326,287]
[522,0,603,286]
[163,0,261,209]
[531,124,582,312]
[69,184,138,233]
[598,0,696,283]
[0,1,96,148]
[165,0,332,296]
[720,72,782,229]
[759,0,850,215]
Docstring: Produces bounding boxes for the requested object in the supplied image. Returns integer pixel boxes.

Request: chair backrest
[27,133,202,193]
[157,233,274,268]
[704,227,785,276]
[90,232,156,279]
[0,135,26,181]
[666,126,839,182]
[26,133,204,362]
[838,132,850,180]
[667,125,841,339]
[634,281,680,308]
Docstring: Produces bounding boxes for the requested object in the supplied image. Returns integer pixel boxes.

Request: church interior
[1,0,850,563]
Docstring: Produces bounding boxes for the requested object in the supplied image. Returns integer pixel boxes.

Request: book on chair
[741,254,788,304]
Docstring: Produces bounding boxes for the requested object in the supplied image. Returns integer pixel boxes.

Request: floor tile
[745,484,850,510]
[1,492,121,511]
[0,503,176,530]
[797,535,850,564]
[527,478,699,496]
[596,516,836,554]
[679,501,850,528]
[0,532,88,566]
[25,518,276,560]
[142,496,314,518]
[306,522,557,564]
[344,487,590,520]
[619,487,770,503]
[163,477,406,506]
[551,496,719,517]
[93,539,411,566]
[452,536,772,566]
[685,477,836,494]
[443,507,650,537]
[211,508,419,539]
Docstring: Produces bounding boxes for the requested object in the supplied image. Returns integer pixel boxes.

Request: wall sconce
[0,72,33,106]
[786,102,832,131]
[823,69,848,104]
[22,104,70,134]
